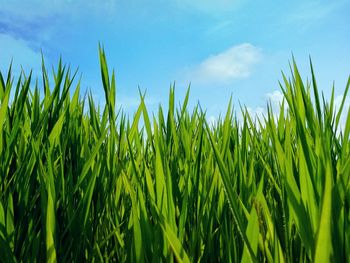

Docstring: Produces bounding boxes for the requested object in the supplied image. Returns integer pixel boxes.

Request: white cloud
[266,90,284,107]
[266,90,288,112]
[265,90,350,132]
[246,106,265,121]
[237,89,287,127]
[188,43,262,85]
[207,115,217,127]
[265,89,289,122]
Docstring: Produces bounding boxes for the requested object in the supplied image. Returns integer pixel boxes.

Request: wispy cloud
[207,115,218,127]
[265,89,350,131]
[246,106,265,120]
[0,1,115,43]
[0,34,42,76]
[205,20,235,37]
[0,9,60,73]
[286,0,348,29]
[188,43,262,85]
[266,89,288,118]
[0,0,119,71]
[174,0,243,13]
[0,11,59,50]
[0,0,117,18]
[266,90,284,107]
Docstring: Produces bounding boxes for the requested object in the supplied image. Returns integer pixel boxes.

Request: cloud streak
[286,0,349,30]
[0,11,59,48]
[0,0,117,17]
[0,34,42,77]
[188,43,262,85]
[0,0,119,56]
[174,0,243,13]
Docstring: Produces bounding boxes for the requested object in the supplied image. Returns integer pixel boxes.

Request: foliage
[0,47,349,262]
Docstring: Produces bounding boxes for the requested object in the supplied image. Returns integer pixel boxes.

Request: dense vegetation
[0,47,349,262]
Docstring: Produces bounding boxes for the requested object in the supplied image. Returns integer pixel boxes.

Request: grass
[0,46,349,262]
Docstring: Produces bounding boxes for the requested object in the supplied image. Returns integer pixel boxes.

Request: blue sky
[0,0,349,120]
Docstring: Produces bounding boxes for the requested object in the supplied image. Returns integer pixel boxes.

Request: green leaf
[241,207,259,263]
[6,194,14,251]
[49,113,65,146]
[122,173,144,263]
[314,161,333,262]
[74,128,107,192]
[46,186,57,263]
[205,120,258,263]
[0,85,10,153]
[159,215,191,263]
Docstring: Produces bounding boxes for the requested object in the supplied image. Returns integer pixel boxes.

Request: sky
[0,0,349,121]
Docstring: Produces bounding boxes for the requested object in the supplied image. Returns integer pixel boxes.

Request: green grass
[0,46,349,262]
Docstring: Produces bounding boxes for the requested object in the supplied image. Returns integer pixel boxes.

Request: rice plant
[0,46,349,262]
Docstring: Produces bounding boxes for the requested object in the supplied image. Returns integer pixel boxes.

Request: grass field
[0,47,349,262]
